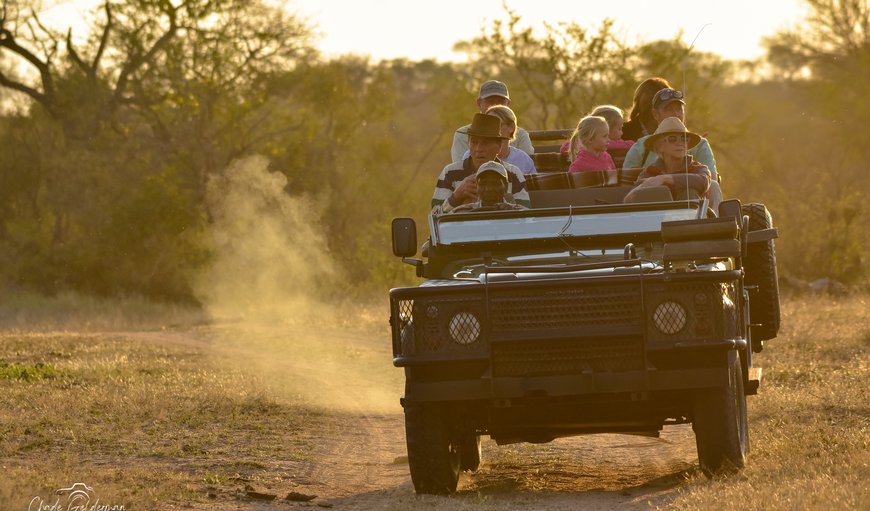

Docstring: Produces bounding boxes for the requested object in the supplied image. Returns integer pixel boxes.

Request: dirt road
[131,325,700,510]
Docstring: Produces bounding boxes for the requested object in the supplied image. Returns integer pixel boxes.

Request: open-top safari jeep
[389,138,780,495]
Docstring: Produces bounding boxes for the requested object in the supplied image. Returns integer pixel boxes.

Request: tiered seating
[525,168,645,208]
[528,129,635,173]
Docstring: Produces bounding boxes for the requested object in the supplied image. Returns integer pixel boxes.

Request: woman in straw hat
[624,117,721,209]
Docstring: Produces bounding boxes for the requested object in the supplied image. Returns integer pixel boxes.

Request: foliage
[0,1,867,303]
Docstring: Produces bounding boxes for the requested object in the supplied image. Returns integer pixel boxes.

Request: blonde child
[567,116,616,173]
[590,105,634,150]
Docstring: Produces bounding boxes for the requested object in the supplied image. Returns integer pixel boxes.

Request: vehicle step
[746,367,762,395]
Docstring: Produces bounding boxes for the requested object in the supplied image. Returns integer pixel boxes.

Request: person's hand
[452,175,478,204]
[645,174,674,189]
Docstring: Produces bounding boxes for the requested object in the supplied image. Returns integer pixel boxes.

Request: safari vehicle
[389,179,781,494]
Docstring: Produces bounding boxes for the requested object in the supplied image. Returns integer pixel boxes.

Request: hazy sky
[289,0,808,62]
[45,0,808,62]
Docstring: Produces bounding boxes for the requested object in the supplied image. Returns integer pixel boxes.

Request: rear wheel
[693,351,749,476]
[742,203,781,345]
[405,404,461,494]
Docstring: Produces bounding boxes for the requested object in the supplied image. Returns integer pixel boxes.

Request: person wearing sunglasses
[623,117,722,210]
[622,88,718,181]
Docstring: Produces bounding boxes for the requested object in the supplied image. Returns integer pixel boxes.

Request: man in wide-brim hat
[432,113,530,213]
[624,117,722,209]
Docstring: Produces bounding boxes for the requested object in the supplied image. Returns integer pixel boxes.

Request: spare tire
[742,203,781,344]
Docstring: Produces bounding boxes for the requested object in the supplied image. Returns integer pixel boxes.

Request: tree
[0,0,314,298]
[454,7,634,128]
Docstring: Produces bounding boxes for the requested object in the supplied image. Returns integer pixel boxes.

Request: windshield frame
[430,201,705,248]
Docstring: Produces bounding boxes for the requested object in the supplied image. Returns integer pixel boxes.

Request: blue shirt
[462,146,537,174]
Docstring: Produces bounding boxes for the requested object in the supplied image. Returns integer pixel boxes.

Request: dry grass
[0,332,328,509]
[0,290,208,331]
[666,293,870,510]
[0,293,867,510]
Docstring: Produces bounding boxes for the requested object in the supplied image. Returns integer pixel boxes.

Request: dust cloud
[195,155,401,414]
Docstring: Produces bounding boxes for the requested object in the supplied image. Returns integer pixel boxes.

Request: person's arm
[431,165,455,211]
[691,139,718,181]
[450,129,469,162]
[670,173,710,195]
[505,165,532,208]
[513,127,535,155]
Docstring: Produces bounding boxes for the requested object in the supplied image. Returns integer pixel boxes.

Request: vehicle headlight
[448,312,481,345]
[653,301,687,335]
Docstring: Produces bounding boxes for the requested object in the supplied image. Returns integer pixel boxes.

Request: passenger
[567,116,616,173]
[451,80,534,162]
[559,105,633,157]
[433,113,531,213]
[622,77,672,141]
[451,162,527,212]
[622,88,718,180]
[461,105,536,174]
[624,117,722,210]
[590,105,634,151]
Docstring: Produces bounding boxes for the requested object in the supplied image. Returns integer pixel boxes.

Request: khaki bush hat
[644,117,702,151]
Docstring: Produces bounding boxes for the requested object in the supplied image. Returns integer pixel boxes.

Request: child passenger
[567,116,616,173]
[590,105,634,150]
[561,105,633,158]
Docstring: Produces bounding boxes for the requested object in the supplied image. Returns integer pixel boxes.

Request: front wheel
[459,433,482,472]
[405,404,461,494]
[692,351,749,476]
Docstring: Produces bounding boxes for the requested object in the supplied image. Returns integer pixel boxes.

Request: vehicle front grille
[492,337,644,377]
[489,284,642,334]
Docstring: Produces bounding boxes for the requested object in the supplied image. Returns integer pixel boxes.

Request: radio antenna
[681,23,711,210]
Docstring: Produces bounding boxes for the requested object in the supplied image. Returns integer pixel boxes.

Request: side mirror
[391,218,417,258]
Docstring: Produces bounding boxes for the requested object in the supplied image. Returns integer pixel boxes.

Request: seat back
[608,147,631,169]
[530,185,634,208]
[528,129,573,154]
[570,170,619,188]
[531,152,570,173]
[526,172,571,191]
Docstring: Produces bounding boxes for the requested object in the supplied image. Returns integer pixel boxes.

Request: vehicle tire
[742,203,781,343]
[459,433,482,472]
[404,403,461,495]
[693,351,749,476]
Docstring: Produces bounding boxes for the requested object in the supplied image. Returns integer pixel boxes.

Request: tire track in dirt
[118,327,701,509]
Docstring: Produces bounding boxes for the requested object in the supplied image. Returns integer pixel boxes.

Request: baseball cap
[478,80,510,100]
[475,161,509,181]
[652,88,685,110]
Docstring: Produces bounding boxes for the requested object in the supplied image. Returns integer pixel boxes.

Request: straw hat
[644,117,702,151]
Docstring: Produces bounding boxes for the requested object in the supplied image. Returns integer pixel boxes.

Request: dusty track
[125,325,700,510]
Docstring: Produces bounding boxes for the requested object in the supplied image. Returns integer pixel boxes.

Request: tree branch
[0,27,55,106]
[112,3,179,106]
[92,1,112,72]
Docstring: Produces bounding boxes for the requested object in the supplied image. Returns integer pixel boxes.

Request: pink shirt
[568,149,616,173]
